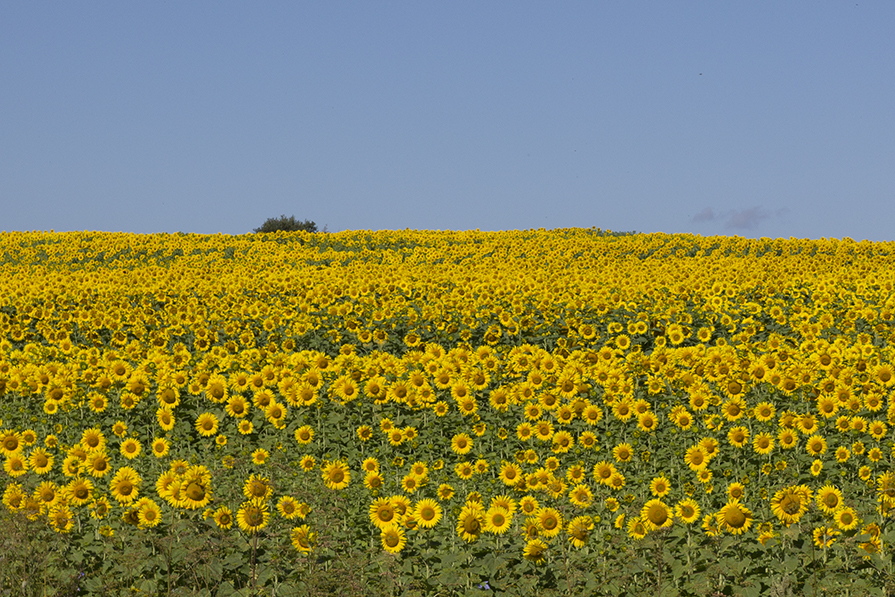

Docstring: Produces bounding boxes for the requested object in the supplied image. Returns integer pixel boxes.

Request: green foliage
[253,215,318,234]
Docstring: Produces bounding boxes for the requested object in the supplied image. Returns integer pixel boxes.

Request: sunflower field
[1,229,895,596]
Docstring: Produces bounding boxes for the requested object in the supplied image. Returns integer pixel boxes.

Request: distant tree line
[253,215,318,233]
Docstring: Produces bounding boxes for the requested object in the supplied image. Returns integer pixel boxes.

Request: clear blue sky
[3,2,894,240]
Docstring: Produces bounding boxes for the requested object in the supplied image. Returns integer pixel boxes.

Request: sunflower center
[245,508,263,526]
[780,494,801,515]
[186,482,206,500]
[647,504,668,526]
[724,507,746,528]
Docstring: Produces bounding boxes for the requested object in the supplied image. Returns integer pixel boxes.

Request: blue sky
[2,2,894,240]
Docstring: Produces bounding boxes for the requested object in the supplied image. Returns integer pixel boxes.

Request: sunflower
[111,421,128,438]
[49,505,74,534]
[568,483,593,508]
[727,482,746,501]
[816,396,838,419]
[138,499,162,528]
[636,412,658,433]
[533,420,554,442]
[567,515,593,549]
[213,506,234,529]
[778,428,798,450]
[811,459,823,476]
[436,483,454,501]
[148,438,169,459]
[180,465,212,509]
[727,426,749,448]
[805,435,827,457]
[811,525,839,550]
[237,499,269,533]
[551,430,574,453]
[612,443,633,463]
[120,438,142,460]
[611,399,634,421]
[80,428,106,451]
[401,473,423,494]
[58,455,80,477]
[321,460,350,491]
[537,507,563,538]
[291,524,315,553]
[2,483,24,510]
[753,401,776,422]
[450,433,473,455]
[627,518,648,540]
[877,471,895,506]
[34,481,60,508]
[264,401,288,428]
[363,471,384,491]
[684,446,709,471]
[28,448,54,475]
[752,433,775,455]
[675,499,701,524]
[369,497,400,529]
[295,456,314,473]
[771,485,812,526]
[829,505,859,532]
[455,461,474,480]
[110,466,141,505]
[225,395,250,418]
[721,397,746,421]
[498,462,522,486]
[797,414,818,436]
[698,437,720,458]
[194,413,219,437]
[484,506,512,534]
[356,425,374,442]
[65,478,94,507]
[414,498,442,529]
[243,474,273,500]
[456,503,484,542]
[641,499,672,531]
[716,500,752,535]
[85,451,111,478]
[868,421,887,441]
[523,538,548,565]
[650,476,672,498]
[274,496,299,519]
[157,408,175,431]
[833,445,850,463]
[816,485,843,514]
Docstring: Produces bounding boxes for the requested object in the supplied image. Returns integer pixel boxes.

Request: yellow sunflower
[291,525,315,553]
[716,500,752,535]
[414,498,442,529]
[237,499,269,533]
[110,466,141,505]
[641,499,672,531]
[321,460,350,491]
[483,506,512,535]
[675,499,701,524]
[816,485,843,514]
